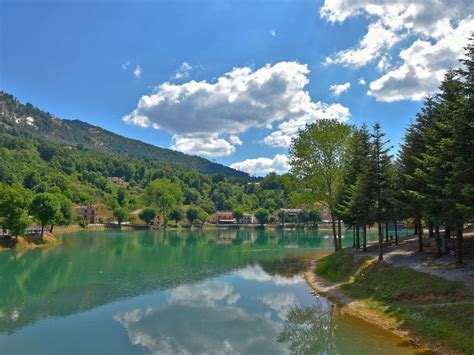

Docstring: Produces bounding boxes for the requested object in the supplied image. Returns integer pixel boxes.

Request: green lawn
[343,262,474,353]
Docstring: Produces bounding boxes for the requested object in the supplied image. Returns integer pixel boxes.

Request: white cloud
[324,20,400,68]
[171,134,237,157]
[263,102,350,148]
[271,29,277,37]
[230,154,290,176]
[262,293,299,320]
[174,62,193,79]
[228,134,243,146]
[329,82,351,97]
[125,61,339,157]
[234,266,303,285]
[358,77,366,85]
[133,65,142,79]
[320,0,473,101]
[368,19,473,101]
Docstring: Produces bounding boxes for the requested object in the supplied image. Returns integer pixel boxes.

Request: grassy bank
[315,251,474,354]
[0,232,61,251]
[315,249,371,281]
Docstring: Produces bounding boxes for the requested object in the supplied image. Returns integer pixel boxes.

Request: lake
[0,228,418,354]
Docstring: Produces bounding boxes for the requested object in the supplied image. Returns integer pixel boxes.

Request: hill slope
[0,92,249,178]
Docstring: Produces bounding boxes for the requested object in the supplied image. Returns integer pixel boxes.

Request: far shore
[0,231,61,251]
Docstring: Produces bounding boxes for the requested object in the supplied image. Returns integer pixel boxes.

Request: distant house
[74,205,97,224]
[211,211,236,224]
[278,208,302,223]
[108,177,126,187]
[241,213,256,224]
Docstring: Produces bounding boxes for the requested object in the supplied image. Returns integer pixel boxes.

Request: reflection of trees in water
[278,302,337,355]
[258,256,310,278]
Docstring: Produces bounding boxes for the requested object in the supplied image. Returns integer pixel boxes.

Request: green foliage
[289,119,351,249]
[139,207,156,225]
[232,208,244,223]
[255,208,270,227]
[113,207,128,226]
[145,179,183,225]
[29,193,61,235]
[0,92,249,178]
[0,184,31,237]
[169,207,183,225]
[315,250,354,282]
[186,206,199,225]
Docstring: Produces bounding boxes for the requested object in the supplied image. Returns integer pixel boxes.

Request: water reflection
[0,228,417,355]
[278,303,336,354]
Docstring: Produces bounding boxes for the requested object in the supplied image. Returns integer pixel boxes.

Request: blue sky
[1,0,471,175]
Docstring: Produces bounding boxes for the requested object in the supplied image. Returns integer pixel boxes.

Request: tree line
[289,38,473,264]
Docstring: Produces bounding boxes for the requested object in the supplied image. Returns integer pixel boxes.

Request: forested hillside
[0,133,300,221]
[0,92,249,178]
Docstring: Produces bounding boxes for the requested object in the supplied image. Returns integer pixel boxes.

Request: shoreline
[303,252,469,354]
[0,232,62,252]
[303,258,421,348]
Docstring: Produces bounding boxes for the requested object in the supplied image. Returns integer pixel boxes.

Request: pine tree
[369,123,392,261]
[398,96,435,252]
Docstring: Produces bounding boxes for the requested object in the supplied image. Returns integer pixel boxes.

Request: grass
[315,249,355,282]
[338,261,474,353]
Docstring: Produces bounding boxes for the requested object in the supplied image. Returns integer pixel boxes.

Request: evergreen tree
[370,123,392,261]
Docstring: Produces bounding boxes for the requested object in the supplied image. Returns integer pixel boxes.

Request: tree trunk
[337,219,342,250]
[429,221,434,238]
[40,224,44,238]
[385,223,389,242]
[417,217,423,252]
[49,224,54,233]
[455,222,463,266]
[331,215,338,251]
[434,224,441,257]
[378,221,383,261]
[356,225,360,249]
[414,221,418,235]
[445,225,451,239]
[394,220,398,245]
[363,225,367,252]
[352,226,356,248]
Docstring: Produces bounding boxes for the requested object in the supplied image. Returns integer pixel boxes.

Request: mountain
[0,92,249,179]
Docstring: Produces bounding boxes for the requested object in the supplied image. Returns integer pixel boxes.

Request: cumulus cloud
[133,65,142,79]
[358,77,366,85]
[320,0,473,101]
[368,20,473,101]
[230,154,290,176]
[174,62,193,79]
[324,20,400,68]
[125,61,345,157]
[329,82,351,97]
[171,134,237,157]
[271,29,277,37]
[263,102,350,148]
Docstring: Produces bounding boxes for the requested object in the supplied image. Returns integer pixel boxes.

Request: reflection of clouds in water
[262,293,299,320]
[114,280,288,354]
[235,266,302,285]
[168,280,240,306]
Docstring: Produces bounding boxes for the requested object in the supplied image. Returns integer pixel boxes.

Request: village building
[278,208,302,223]
[211,211,236,224]
[74,205,97,224]
[241,213,256,224]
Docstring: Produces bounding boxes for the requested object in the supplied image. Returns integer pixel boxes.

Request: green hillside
[0,92,249,178]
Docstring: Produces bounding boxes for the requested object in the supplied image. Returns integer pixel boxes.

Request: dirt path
[357,233,474,288]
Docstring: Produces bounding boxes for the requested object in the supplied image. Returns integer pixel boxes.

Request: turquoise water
[0,228,418,354]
